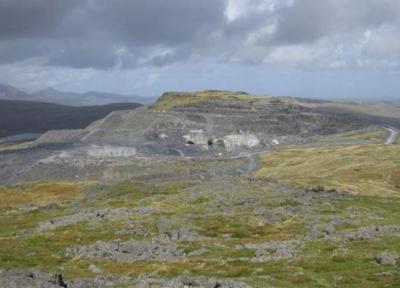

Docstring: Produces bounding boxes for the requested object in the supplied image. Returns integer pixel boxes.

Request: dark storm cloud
[0,0,400,70]
[0,0,226,68]
[86,0,226,45]
[0,0,79,39]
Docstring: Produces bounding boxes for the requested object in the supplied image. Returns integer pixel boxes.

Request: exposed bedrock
[30,92,367,157]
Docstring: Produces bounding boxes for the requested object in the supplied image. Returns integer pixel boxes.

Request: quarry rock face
[31,91,367,157]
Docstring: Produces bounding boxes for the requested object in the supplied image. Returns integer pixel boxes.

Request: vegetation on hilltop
[151,90,266,111]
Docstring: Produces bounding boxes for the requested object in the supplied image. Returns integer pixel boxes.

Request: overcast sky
[1,0,400,100]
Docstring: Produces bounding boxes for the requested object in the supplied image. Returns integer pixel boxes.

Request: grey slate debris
[376,252,398,265]
[136,275,251,288]
[0,269,129,288]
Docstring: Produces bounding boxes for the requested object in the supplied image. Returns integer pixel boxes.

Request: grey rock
[67,239,184,262]
[237,240,303,262]
[0,270,67,288]
[89,264,102,274]
[38,207,156,231]
[156,228,203,242]
[325,224,335,235]
[334,225,400,242]
[137,275,251,288]
[376,252,398,265]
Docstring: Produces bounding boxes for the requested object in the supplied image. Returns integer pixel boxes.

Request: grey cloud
[87,0,226,46]
[0,0,226,68]
[0,0,79,39]
[47,41,117,69]
[274,0,400,44]
[0,0,400,70]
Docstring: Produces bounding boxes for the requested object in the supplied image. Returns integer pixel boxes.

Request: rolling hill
[289,97,400,128]
[0,99,141,138]
[0,84,154,106]
[33,88,155,106]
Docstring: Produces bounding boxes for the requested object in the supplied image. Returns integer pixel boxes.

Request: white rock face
[184,130,260,152]
[37,145,136,166]
[221,132,260,151]
[272,139,280,145]
[184,130,209,149]
[87,145,136,158]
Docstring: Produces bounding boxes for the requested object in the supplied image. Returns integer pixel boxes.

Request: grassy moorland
[0,140,399,287]
[318,128,387,144]
[256,144,400,197]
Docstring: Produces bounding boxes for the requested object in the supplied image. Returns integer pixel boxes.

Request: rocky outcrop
[66,239,184,262]
[0,270,67,288]
[376,252,398,265]
[31,91,367,157]
[0,269,128,288]
[38,207,156,231]
[237,240,304,262]
[136,275,251,288]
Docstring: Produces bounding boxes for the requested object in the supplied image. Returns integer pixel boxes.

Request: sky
[0,0,400,100]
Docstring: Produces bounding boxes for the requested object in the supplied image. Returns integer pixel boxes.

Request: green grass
[256,144,400,197]
[294,237,400,287]
[192,196,209,205]
[0,181,82,208]
[193,215,305,242]
[319,129,387,144]
[0,170,399,286]
[151,90,265,111]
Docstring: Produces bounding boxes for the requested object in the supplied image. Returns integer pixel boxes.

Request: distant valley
[0,99,141,138]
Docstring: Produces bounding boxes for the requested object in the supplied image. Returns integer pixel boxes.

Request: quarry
[0,91,399,288]
[2,1,400,286]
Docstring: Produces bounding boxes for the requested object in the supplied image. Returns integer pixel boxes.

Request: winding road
[167,126,399,176]
[384,127,399,145]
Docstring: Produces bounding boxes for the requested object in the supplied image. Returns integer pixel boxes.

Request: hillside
[0,99,141,138]
[0,122,399,287]
[0,90,399,287]
[290,97,400,128]
[0,84,32,101]
[29,90,368,157]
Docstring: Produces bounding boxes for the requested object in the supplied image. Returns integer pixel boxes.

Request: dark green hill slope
[0,99,141,138]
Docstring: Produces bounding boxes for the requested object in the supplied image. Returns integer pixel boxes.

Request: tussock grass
[295,237,400,287]
[0,182,81,208]
[319,129,387,144]
[0,174,398,286]
[256,144,400,197]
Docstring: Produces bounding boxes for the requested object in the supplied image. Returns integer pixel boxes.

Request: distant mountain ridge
[0,84,154,106]
[0,84,32,101]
